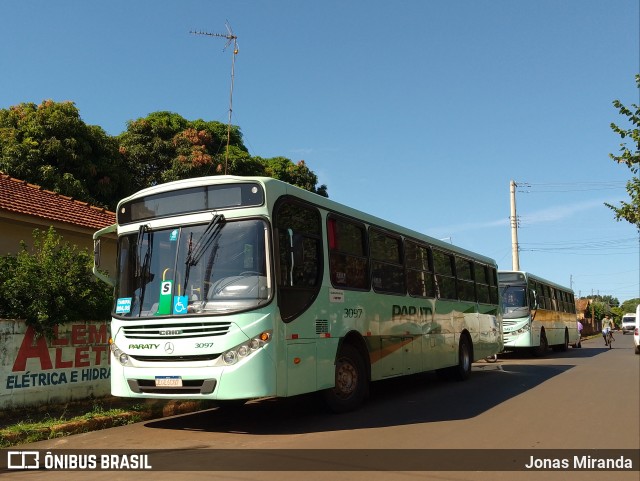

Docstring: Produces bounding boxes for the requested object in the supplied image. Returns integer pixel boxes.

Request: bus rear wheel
[323,344,367,413]
[452,336,472,381]
[437,336,472,381]
[552,329,570,352]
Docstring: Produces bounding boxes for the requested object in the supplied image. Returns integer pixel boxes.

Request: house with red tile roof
[0,173,117,275]
[575,298,595,334]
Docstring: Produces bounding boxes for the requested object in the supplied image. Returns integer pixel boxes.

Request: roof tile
[0,173,116,230]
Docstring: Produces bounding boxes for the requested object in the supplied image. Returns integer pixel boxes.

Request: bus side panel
[369,336,419,379]
[281,337,343,396]
[431,300,459,370]
[475,309,502,360]
[285,341,317,396]
[317,337,341,390]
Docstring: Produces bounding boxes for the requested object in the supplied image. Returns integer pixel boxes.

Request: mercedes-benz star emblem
[164,342,175,354]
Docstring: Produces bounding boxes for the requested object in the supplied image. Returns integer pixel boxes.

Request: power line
[517,181,626,193]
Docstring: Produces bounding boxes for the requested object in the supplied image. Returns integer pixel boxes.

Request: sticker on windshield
[173,295,189,314]
[157,280,173,315]
[169,229,179,241]
[116,297,132,314]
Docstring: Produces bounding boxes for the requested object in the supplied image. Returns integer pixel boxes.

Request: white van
[621,312,636,334]
[633,305,639,355]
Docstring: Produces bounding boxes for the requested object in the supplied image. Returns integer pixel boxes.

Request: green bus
[94,176,503,412]
[499,271,580,356]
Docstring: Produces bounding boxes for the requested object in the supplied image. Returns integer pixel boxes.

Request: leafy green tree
[606,74,640,228]
[261,157,328,197]
[0,102,329,208]
[0,100,130,210]
[590,301,611,324]
[0,228,112,338]
[620,298,640,313]
[117,111,250,190]
[119,112,329,196]
[585,294,619,307]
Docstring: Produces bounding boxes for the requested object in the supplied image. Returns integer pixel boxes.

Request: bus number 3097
[344,308,363,319]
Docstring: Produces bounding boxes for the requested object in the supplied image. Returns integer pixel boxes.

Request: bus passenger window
[327,216,369,290]
[433,249,456,300]
[370,229,404,294]
[406,241,435,298]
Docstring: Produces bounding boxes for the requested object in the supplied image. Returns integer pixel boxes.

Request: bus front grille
[122,322,232,340]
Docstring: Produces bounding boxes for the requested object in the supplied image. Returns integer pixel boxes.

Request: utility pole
[510,179,520,270]
[190,22,239,175]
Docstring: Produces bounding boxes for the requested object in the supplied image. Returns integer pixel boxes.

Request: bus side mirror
[94,239,102,268]
[93,224,117,287]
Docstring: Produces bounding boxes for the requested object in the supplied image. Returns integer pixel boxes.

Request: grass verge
[0,398,213,447]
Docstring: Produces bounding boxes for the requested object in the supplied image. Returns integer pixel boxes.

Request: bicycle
[604,330,615,349]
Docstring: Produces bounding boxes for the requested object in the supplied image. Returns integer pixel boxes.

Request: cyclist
[601,314,615,346]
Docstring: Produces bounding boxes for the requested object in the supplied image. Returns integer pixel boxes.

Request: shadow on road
[498,345,609,360]
[144,362,573,436]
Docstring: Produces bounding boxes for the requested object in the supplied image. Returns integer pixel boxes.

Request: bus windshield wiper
[136,224,153,316]
[183,214,225,293]
[186,214,225,266]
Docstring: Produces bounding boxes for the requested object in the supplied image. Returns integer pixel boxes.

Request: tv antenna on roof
[190,21,239,175]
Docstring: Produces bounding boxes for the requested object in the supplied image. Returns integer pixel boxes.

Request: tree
[0,100,130,210]
[589,301,611,324]
[119,112,329,197]
[261,157,328,197]
[606,74,640,228]
[117,111,253,191]
[620,298,640,313]
[0,228,112,338]
[585,294,619,308]
[0,102,330,208]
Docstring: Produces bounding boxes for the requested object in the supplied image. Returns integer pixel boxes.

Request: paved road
[3,333,639,481]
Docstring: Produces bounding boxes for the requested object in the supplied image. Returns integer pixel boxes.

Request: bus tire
[436,336,472,381]
[323,344,367,413]
[560,329,569,351]
[452,336,472,381]
[532,330,548,357]
[552,329,569,352]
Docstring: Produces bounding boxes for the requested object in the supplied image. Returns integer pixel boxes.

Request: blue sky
[1,0,638,304]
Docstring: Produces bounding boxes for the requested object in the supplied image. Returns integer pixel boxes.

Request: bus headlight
[217,331,272,366]
[223,351,237,364]
[109,339,132,366]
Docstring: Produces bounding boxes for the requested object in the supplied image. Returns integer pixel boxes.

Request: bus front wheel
[532,330,548,357]
[323,344,368,413]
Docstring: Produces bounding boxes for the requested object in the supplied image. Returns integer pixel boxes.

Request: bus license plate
[155,376,182,387]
